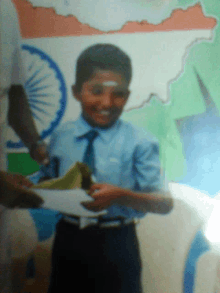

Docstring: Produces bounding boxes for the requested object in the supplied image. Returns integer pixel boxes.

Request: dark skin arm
[0,171,44,208]
[8,85,49,165]
[82,183,173,214]
[1,85,46,208]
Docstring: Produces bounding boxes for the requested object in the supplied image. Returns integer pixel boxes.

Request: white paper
[35,188,107,217]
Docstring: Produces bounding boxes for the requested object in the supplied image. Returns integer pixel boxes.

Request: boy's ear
[72,85,80,101]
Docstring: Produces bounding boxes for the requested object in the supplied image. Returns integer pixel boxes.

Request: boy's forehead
[88,69,129,87]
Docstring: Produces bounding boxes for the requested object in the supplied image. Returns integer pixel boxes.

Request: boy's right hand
[0,171,44,209]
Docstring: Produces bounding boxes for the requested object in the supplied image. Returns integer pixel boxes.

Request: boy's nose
[101,94,113,108]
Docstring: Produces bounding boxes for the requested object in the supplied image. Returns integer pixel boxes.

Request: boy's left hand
[82,183,129,212]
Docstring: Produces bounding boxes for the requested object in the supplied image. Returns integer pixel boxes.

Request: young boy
[44,44,173,293]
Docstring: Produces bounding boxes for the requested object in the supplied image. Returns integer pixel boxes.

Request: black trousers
[47,219,142,293]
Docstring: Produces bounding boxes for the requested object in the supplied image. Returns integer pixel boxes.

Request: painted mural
[7,0,220,292]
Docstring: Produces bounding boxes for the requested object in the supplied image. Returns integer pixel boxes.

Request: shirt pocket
[96,156,121,185]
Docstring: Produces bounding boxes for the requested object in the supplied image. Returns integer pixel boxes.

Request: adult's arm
[8,85,49,165]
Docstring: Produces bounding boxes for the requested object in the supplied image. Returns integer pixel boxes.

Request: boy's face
[73,69,130,128]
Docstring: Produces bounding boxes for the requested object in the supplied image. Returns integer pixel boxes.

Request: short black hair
[74,44,132,92]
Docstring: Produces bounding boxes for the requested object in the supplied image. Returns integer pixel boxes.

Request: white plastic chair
[136,183,215,293]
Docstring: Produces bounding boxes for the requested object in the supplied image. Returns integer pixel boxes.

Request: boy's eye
[113,90,129,99]
[91,86,103,96]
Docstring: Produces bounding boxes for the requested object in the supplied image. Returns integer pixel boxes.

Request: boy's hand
[82,183,173,214]
[82,183,129,212]
[0,171,44,209]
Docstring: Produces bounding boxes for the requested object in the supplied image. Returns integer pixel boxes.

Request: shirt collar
[74,115,121,143]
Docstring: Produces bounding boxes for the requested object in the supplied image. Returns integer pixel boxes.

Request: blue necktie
[82,130,98,174]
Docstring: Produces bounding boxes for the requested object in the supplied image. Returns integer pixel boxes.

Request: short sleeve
[133,139,162,192]
[11,44,25,85]
[0,0,25,87]
[10,14,25,85]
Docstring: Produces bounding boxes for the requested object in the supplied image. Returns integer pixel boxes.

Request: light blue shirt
[39,115,162,219]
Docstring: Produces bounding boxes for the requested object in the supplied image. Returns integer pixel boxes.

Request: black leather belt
[63,215,136,229]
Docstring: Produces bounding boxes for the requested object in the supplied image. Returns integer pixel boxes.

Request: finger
[89,183,104,194]
[26,191,44,206]
[42,157,50,165]
[82,199,109,211]
[24,181,34,188]
[15,200,44,209]
[81,202,104,212]
[37,149,49,164]
[20,177,34,188]
[35,154,49,165]
[9,174,33,188]
[32,145,49,165]
[81,201,93,210]
[90,191,104,199]
[90,188,114,199]
[10,173,20,185]
[12,189,44,209]
[17,180,33,188]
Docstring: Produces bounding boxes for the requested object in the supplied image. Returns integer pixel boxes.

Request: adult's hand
[30,142,49,165]
[0,171,44,209]
[8,85,49,166]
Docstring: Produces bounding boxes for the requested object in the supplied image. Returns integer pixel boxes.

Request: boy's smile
[73,70,130,128]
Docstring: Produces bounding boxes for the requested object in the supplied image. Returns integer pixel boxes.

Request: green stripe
[7,153,40,176]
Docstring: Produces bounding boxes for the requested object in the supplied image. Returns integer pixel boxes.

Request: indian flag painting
[8,0,216,178]
[7,43,67,174]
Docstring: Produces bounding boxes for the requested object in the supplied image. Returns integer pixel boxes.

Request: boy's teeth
[100,110,110,115]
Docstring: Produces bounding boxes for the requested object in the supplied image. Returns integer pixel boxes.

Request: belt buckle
[79,217,98,229]
[99,220,121,228]
[99,217,131,229]
[63,216,98,229]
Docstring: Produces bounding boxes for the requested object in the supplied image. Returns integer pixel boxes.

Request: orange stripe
[12,0,216,39]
